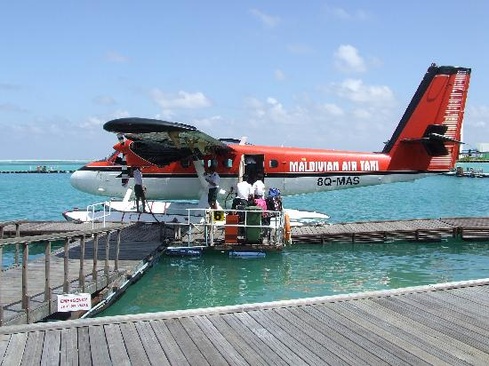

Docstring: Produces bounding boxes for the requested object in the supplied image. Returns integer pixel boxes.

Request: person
[252,173,265,199]
[204,165,220,209]
[232,174,253,209]
[132,167,146,212]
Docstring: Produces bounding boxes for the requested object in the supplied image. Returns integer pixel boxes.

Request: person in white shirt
[252,173,265,199]
[204,165,220,209]
[233,174,253,209]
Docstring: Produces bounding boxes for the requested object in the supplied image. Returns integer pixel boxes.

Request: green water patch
[97,239,489,317]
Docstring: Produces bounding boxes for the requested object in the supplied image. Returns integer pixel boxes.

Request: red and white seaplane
[64,64,471,224]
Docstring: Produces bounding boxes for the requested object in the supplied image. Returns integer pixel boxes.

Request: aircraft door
[243,154,265,183]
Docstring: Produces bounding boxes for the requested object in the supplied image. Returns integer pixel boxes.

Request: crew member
[204,165,220,209]
[133,167,146,213]
[233,174,253,209]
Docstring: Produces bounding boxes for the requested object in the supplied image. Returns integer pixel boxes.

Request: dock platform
[1,278,488,364]
[291,217,489,243]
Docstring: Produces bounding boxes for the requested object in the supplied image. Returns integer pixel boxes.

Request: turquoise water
[2,160,489,317]
[100,241,489,315]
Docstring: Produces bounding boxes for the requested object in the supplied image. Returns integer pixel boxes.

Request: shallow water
[99,240,489,316]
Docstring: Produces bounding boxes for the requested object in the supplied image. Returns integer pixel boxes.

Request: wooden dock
[2,216,489,327]
[0,221,167,326]
[291,217,489,243]
[1,278,488,365]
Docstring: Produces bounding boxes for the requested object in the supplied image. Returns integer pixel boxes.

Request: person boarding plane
[68,64,470,220]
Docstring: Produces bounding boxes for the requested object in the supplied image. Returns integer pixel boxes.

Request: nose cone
[70,169,102,194]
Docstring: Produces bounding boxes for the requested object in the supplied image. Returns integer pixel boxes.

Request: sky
[1,1,488,160]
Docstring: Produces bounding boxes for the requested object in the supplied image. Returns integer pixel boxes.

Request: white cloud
[150,89,212,109]
[250,9,280,28]
[332,78,395,105]
[321,103,344,116]
[334,45,366,73]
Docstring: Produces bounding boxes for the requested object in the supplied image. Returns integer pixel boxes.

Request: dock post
[115,229,121,271]
[21,242,29,310]
[105,231,111,285]
[24,295,30,323]
[63,237,71,293]
[92,233,99,285]
[79,236,86,291]
[0,245,3,326]
[44,241,51,302]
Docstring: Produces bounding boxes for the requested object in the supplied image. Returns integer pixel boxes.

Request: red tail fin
[383,64,471,171]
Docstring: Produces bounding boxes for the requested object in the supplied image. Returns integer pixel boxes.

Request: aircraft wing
[104,117,232,166]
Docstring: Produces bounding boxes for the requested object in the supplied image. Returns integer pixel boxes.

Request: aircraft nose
[70,169,100,194]
[69,169,85,191]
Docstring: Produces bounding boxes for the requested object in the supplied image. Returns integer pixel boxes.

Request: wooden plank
[192,315,250,366]
[332,302,436,365]
[276,306,364,365]
[178,316,228,366]
[358,297,473,364]
[103,323,131,366]
[20,331,45,366]
[358,296,487,364]
[150,320,190,366]
[198,315,269,366]
[134,321,171,366]
[404,292,489,339]
[303,304,391,365]
[2,331,27,365]
[88,325,112,366]
[251,307,341,365]
[234,311,307,365]
[40,329,61,366]
[77,327,91,366]
[60,327,79,366]
[0,333,10,360]
[119,322,151,365]
[165,318,210,365]
[375,295,489,361]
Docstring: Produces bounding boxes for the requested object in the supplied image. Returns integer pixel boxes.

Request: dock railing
[85,201,113,229]
[0,224,127,326]
[165,207,285,247]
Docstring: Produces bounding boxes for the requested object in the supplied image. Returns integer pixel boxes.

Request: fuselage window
[208,159,218,168]
[269,159,279,168]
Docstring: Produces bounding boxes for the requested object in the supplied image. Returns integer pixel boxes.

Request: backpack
[267,187,281,198]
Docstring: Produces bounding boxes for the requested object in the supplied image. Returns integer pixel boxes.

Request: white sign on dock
[57,293,92,312]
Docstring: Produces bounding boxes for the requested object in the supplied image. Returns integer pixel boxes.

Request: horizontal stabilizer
[401,124,464,157]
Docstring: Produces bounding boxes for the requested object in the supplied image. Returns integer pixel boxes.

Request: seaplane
[64,63,471,226]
